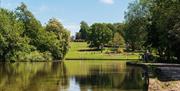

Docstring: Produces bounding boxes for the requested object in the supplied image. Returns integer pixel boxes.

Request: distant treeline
[75,22,126,50]
[75,0,180,62]
[0,3,70,62]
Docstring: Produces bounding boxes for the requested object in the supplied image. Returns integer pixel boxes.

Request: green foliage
[169,21,180,60]
[113,23,125,36]
[88,23,113,49]
[0,3,70,61]
[46,18,64,34]
[147,0,180,60]
[79,21,90,40]
[15,2,42,44]
[0,8,33,61]
[76,21,126,52]
[125,0,180,61]
[112,32,125,47]
[141,0,180,61]
[75,32,81,40]
[11,51,52,62]
[124,0,148,51]
[106,23,116,34]
[45,18,70,60]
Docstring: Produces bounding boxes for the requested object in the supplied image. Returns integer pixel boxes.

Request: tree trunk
[131,43,135,51]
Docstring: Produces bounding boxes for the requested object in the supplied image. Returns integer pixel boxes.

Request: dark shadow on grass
[65,58,139,61]
[78,49,101,52]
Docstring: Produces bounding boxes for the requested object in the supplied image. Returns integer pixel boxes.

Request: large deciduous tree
[0,9,33,61]
[169,22,180,60]
[15,2,42,45]
[0,3,70,61]
[125,0,180,62]
[145,0,180,61]
[45,18,70,59]
[79,21,89,40]
[88,23,113,50]
[14,3,70,60]
[124,0,148,51]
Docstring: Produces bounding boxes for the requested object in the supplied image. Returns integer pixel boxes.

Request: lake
[0,61,148,91]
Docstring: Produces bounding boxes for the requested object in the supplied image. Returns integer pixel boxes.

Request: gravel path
[149,79,180,91]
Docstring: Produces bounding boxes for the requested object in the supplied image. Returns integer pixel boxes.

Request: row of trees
[0,3,70,61]
[75,21,125,50]
[75,0,180,62]
[124,0,180,61]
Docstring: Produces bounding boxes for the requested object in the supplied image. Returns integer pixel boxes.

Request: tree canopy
[45,18,70,59]
[87,23,113,49]
[79,21,89,40]
[125,0,180,62]
[124,0,148,51]
[0,8,33,61]
[0,3,70,61]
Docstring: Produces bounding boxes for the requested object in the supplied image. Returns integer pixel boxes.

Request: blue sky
[1,0,134,36]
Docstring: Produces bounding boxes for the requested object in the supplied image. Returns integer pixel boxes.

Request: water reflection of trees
[0,61,149,91]
[74,65,145,91]
[0,62,68,91]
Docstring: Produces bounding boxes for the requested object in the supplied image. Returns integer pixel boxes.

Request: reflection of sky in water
[65,77,92,91]
[67,78,80,91]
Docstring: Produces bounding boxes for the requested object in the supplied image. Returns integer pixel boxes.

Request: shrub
[116,48,124,53]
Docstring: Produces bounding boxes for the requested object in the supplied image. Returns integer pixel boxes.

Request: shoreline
[127,62,180,67]
[65,58,139,61]
[149,78,180,91]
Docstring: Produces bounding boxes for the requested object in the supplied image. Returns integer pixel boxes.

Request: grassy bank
[65,42,140,60]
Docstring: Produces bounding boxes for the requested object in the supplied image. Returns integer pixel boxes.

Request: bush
[116,48,124,53]
[8,51,52,62]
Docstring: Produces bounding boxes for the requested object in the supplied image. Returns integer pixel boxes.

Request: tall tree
[46,18,70,59]
[125,0,180,61]
[79,21,89,40]
[0,9,33,61]
[113,23,125,36]
[75,32,82,40]
[124,0,148,51]
[144,0,180,60]
[15,2,42,45]
[15,3,70,60]
[0,3,71,61]
[88,23,113,50]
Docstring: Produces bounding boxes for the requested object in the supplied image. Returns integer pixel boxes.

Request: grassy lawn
[65,42,140,60]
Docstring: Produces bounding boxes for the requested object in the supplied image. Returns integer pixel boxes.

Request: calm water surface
[0,61,147,91]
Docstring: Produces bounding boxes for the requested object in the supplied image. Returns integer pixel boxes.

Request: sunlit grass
[66,42,140,60]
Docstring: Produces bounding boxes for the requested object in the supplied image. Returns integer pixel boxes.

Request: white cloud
[100,0,114,5]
